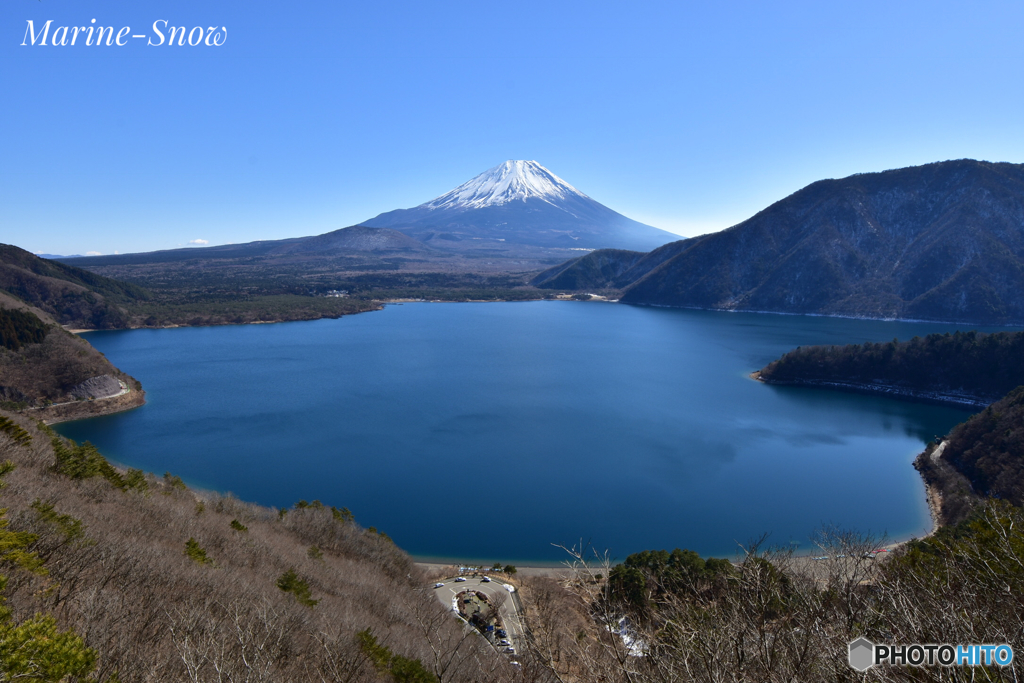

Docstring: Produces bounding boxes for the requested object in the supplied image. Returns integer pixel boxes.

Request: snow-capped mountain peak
[422,160,589,211]
[361,159,679,251]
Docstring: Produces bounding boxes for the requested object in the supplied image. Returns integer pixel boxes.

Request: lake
[58,302,988,564]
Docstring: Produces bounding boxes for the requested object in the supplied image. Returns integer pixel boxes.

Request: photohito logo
[849,638,1014,671]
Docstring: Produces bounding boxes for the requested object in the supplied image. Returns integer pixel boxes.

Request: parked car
[498,639,510,646]
[434,583,445,588]
[497,629,507,638]
[455,577,467,582]
[504,647,516,654]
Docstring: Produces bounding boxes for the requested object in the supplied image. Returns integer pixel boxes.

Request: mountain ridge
[625,159,1024,324]
[0,244,151,329]
[541,159,1024,325]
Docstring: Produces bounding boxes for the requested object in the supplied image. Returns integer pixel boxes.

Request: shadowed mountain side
[4,241,381,329]
[530,249,646,289]
[757,330,1024,406]
[612,160,1024,324]
[938,387,1024,510]
[0,244,151,329]
[531,239,699,290]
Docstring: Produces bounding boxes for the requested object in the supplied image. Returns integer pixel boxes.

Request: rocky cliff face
[612,160,1024,324]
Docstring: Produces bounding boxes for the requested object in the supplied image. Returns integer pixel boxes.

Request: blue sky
[2,0,1023,255]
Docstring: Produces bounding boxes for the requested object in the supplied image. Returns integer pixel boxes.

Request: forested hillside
[537,160,1024,325]
[529,249,646,291]
[0,244,149,330]
[0,295,145,421]
[620,160,1024,325]
[941,387,1024,508]
[2,243,383,329]
[0,306,48,351]
[757,330,1024,405]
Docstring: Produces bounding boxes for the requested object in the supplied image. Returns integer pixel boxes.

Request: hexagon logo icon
[849,637,875,671]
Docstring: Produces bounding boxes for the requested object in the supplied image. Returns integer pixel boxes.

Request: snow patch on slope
[422,161,589,211]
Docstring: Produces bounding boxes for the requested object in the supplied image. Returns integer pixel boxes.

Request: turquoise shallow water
[58,302,990,563]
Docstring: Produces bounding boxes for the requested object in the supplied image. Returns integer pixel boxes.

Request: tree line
[758,330,1024,402]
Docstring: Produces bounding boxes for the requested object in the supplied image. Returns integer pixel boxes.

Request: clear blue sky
[2,0,1023,255]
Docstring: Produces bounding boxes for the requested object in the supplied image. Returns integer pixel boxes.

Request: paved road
[27,378,130,411]
[432,576,525,656]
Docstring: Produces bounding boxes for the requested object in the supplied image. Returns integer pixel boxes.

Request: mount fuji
[362,161,680,252]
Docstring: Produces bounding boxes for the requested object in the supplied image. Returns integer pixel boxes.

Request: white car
[454,577,467,582]
[434,582,445,588]
[481,576,492,582]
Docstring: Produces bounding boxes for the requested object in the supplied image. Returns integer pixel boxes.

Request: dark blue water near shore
[59,302,985,563]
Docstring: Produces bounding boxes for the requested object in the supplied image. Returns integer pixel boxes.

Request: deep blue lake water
[58,302,991,564]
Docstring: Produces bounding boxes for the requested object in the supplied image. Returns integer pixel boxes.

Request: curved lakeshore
[52,302,987,562]
[750,371,993,409]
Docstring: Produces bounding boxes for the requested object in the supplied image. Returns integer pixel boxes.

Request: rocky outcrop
[70,375,125,400]
[0,295,145,423]
[32,385,145,424]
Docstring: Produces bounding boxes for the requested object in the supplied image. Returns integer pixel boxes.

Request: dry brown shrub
[0,410,530,683]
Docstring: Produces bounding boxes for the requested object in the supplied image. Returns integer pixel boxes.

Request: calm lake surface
[59,302,989,563]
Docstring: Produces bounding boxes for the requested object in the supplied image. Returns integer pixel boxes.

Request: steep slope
[0,247,148,420]
[363,160,679,251]
[531,239,699,290]
[618,159,1024,324]
[530,249,646,290]
[0,414,513,682]
[0,292,145,420]
[939,386,1024,508]
[0,244,150,329]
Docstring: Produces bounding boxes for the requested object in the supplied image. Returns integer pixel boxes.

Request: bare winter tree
[535,533,907,683]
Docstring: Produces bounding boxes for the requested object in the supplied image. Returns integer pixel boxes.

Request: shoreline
[65,297,1024,338]
[415,562,571,579]
[54,306,963,568]
[750,371,992,409]
[631,301,1024,328]
[32,384,146,425]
